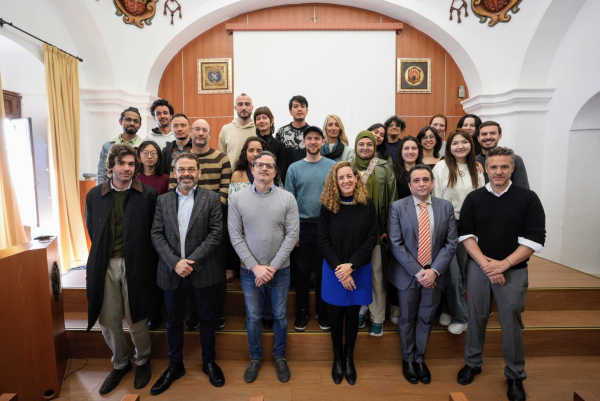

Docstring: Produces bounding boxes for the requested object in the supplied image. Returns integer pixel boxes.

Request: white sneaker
[439,313,451,326]
[448,322,468,335]
[390,306,400,325]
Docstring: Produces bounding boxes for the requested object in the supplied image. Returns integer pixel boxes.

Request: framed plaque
[198,58,232,94]
[397,58,431,93]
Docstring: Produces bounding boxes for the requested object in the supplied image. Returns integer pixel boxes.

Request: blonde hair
[322,114,350,146]
[320,161,368,213]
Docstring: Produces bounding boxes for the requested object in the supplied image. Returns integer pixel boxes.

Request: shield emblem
[123,0,148,16]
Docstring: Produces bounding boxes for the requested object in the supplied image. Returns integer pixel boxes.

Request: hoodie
[142,127,175,150]
[218,118,256,169]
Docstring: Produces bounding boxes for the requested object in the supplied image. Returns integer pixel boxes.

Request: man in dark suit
[387,164,458,385]
[150,152,225,395]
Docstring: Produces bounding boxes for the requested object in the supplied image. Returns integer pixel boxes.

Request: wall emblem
[397,59,431,94]
[113,0,158,28]
[471,0,522,27]
[198,58,232,94]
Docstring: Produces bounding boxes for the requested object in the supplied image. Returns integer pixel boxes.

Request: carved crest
[472,0,521,27]
[113,0,158,28]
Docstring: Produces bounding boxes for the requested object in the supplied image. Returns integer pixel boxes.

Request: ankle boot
[344,346,356,385]
[332,346,343,384]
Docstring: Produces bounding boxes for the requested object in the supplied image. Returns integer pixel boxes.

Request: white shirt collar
[485,181,512,197]
[110,179,132,191]
[412,195,432,206]
[176,185,197,198]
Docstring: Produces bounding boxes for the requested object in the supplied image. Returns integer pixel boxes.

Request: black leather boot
[332,346,343,384]
[344,346,357,385]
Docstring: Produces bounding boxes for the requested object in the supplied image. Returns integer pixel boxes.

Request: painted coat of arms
[198,59,232,94]
[472,0,522,27]
[114,0,158,28]
[397,59,431,94]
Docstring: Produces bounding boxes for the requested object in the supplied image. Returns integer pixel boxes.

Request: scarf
[354,131,380,215]
[321,139,345,160]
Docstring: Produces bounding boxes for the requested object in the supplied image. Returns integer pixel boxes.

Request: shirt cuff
[518,237,544,253]
[415,268,425,278]
[459,234,478,243]
[431,268,440,276]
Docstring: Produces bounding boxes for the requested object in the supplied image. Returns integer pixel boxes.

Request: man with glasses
[228,150,299,383]
[97,107,146,185]
[164,113,193,188]
[150,152,226,395]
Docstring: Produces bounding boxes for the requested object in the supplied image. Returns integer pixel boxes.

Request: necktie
[417,202,431,267]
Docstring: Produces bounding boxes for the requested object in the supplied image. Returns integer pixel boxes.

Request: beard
[124,126,138,135]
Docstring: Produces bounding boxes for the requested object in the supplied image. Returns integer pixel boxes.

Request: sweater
[218,119,257,169]
[275,122,311,174]
[459,185,546,269]
[432,162,485,220]
[261,133,287,182]
[284,157,337,222]
[317,198,378,270]
[228,186,300,270]
[137,172,169,195]
[476,152,530,189]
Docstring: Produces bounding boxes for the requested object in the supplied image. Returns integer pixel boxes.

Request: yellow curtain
[0,72,27,250]
[44,44,88,272]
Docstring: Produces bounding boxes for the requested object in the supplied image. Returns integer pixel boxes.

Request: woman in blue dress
[318,161,378,385]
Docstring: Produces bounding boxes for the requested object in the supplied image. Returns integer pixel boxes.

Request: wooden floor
[58,356,600,400]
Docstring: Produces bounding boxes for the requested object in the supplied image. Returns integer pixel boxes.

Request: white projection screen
[233,31,396,146]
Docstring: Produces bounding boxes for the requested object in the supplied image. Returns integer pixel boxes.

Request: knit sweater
[218,119,256,169]
[432,162,485,220]
[228,186,300,270]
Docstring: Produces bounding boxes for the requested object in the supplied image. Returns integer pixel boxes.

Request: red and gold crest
[113,0,158,28]
[472,0,521,27]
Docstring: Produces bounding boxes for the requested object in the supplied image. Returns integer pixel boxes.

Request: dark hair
[138,141,166,175]
[393,135,423,183]
[105,143,141,178]
[173,152,200,170]
[150,99,174,116]
[457,114,482,131]
[120,107,141,120]
[486,146,514,166]
[445,129,479,189]
[384,116,407,132]
[368,123,390,161]
[253,150,282,186]
[235,136,272,171]
[254,106,275,135]
[478,120,502,135]
[171,113,190,125]
[408,164,434,181]
[416,126,442,158]
[367,123,384,131]
[288,95,308,111]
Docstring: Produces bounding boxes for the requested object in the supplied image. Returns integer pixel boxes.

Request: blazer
[387,195,458,291]
[151,186,224,291]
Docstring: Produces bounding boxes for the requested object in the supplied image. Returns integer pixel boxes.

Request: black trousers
[330,304,361,348]
[293,222,326,312]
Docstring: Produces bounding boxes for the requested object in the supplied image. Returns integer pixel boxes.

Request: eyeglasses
[192,127,210,133]
[422,135,436,141]
[123,117,140,124]
[254,162,275,170]
[141,151,158,157]
[177,168,198,174]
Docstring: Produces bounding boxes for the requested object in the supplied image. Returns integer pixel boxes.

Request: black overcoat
[84,178,158,331]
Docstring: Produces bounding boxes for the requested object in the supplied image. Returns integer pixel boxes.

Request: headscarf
[354,130,380,214]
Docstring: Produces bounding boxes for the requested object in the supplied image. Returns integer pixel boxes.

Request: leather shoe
[134,360,152,389]
[457,364,482,385]
[402,360,418,385]
[203,361,225,387]
[150,366,185,396]
[507,379,527,401]
[416,361,431,384]
[98,360,132,394]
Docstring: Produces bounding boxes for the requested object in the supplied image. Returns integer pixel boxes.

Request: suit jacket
[387,195,458,291]
[151,186,224,291]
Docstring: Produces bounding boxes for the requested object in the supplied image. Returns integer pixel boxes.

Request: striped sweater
[169,148,232,204]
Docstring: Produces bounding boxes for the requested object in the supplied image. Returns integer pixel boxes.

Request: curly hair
[320,161,369,214]
[393,135,423,183]
[234,136,272,172]
[105,143,141,178]
[150,98,174,116]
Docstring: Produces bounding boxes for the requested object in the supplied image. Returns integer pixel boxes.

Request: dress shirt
[176,185,197,258]
[251,183,276,195]
[110,179,132,191]
[413,195,440,277]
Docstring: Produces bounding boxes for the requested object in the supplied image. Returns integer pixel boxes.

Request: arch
[571,92,600,131]
[145,0,482,96]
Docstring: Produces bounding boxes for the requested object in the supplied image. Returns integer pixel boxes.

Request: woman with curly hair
[318,161,378,385]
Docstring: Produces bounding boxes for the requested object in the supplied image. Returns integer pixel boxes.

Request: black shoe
[457,364,482,385]
[214,313,225,330]
[98,360,132,394]
[186,313,199,331]
[203,361,225,387]
[134,360,152,389]
[275,358,291,383]
[344,346,356,385]
[507,379,527,401]
[148,315,162,331]
[316,309,331,332]
[262,318,274,330]
[150,366,185,396]
[332,346,343,384]
[402,360,418,385]
[416,361,431,384]
[244,359,261,383]
[294,309,309,332]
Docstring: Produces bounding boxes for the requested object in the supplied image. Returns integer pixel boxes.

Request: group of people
[86,93,546,401]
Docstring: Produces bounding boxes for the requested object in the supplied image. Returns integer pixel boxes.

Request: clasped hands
[335,263,356,291]
[175,259,195,277]
[480,255,510,285]
[417,269,437,289]
[253,264,277,287]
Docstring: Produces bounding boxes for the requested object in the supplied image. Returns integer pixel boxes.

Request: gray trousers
[99,257,151,369]
[464,259,528,380]
[397,280,441,363]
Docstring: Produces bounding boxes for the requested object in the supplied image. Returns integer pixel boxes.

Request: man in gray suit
[150,152,225,395]
[387,164,458,385]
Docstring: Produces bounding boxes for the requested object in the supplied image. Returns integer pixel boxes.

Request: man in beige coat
[218,93,256,169]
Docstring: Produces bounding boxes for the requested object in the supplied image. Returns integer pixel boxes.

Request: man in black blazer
[387,164,458,385]
[150,152,225,395]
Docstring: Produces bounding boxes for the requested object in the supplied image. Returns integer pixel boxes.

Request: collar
[485,181,512,197]
[412,195,432,206]
[176,185,198,198]
[102,177,143,195]
[251,183,276,195]
[118,134,138,146]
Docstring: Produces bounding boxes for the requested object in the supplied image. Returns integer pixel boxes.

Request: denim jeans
[240,266,290,360]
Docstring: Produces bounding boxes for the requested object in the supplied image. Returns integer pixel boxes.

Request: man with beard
[143,98,175,149]
[218,93,256,168]
[276,95,311,178]
[164,113,193,186]
[284,126,336,332]
[96,107,145,185]
[150,152,226,395]
[475,121,530,189]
